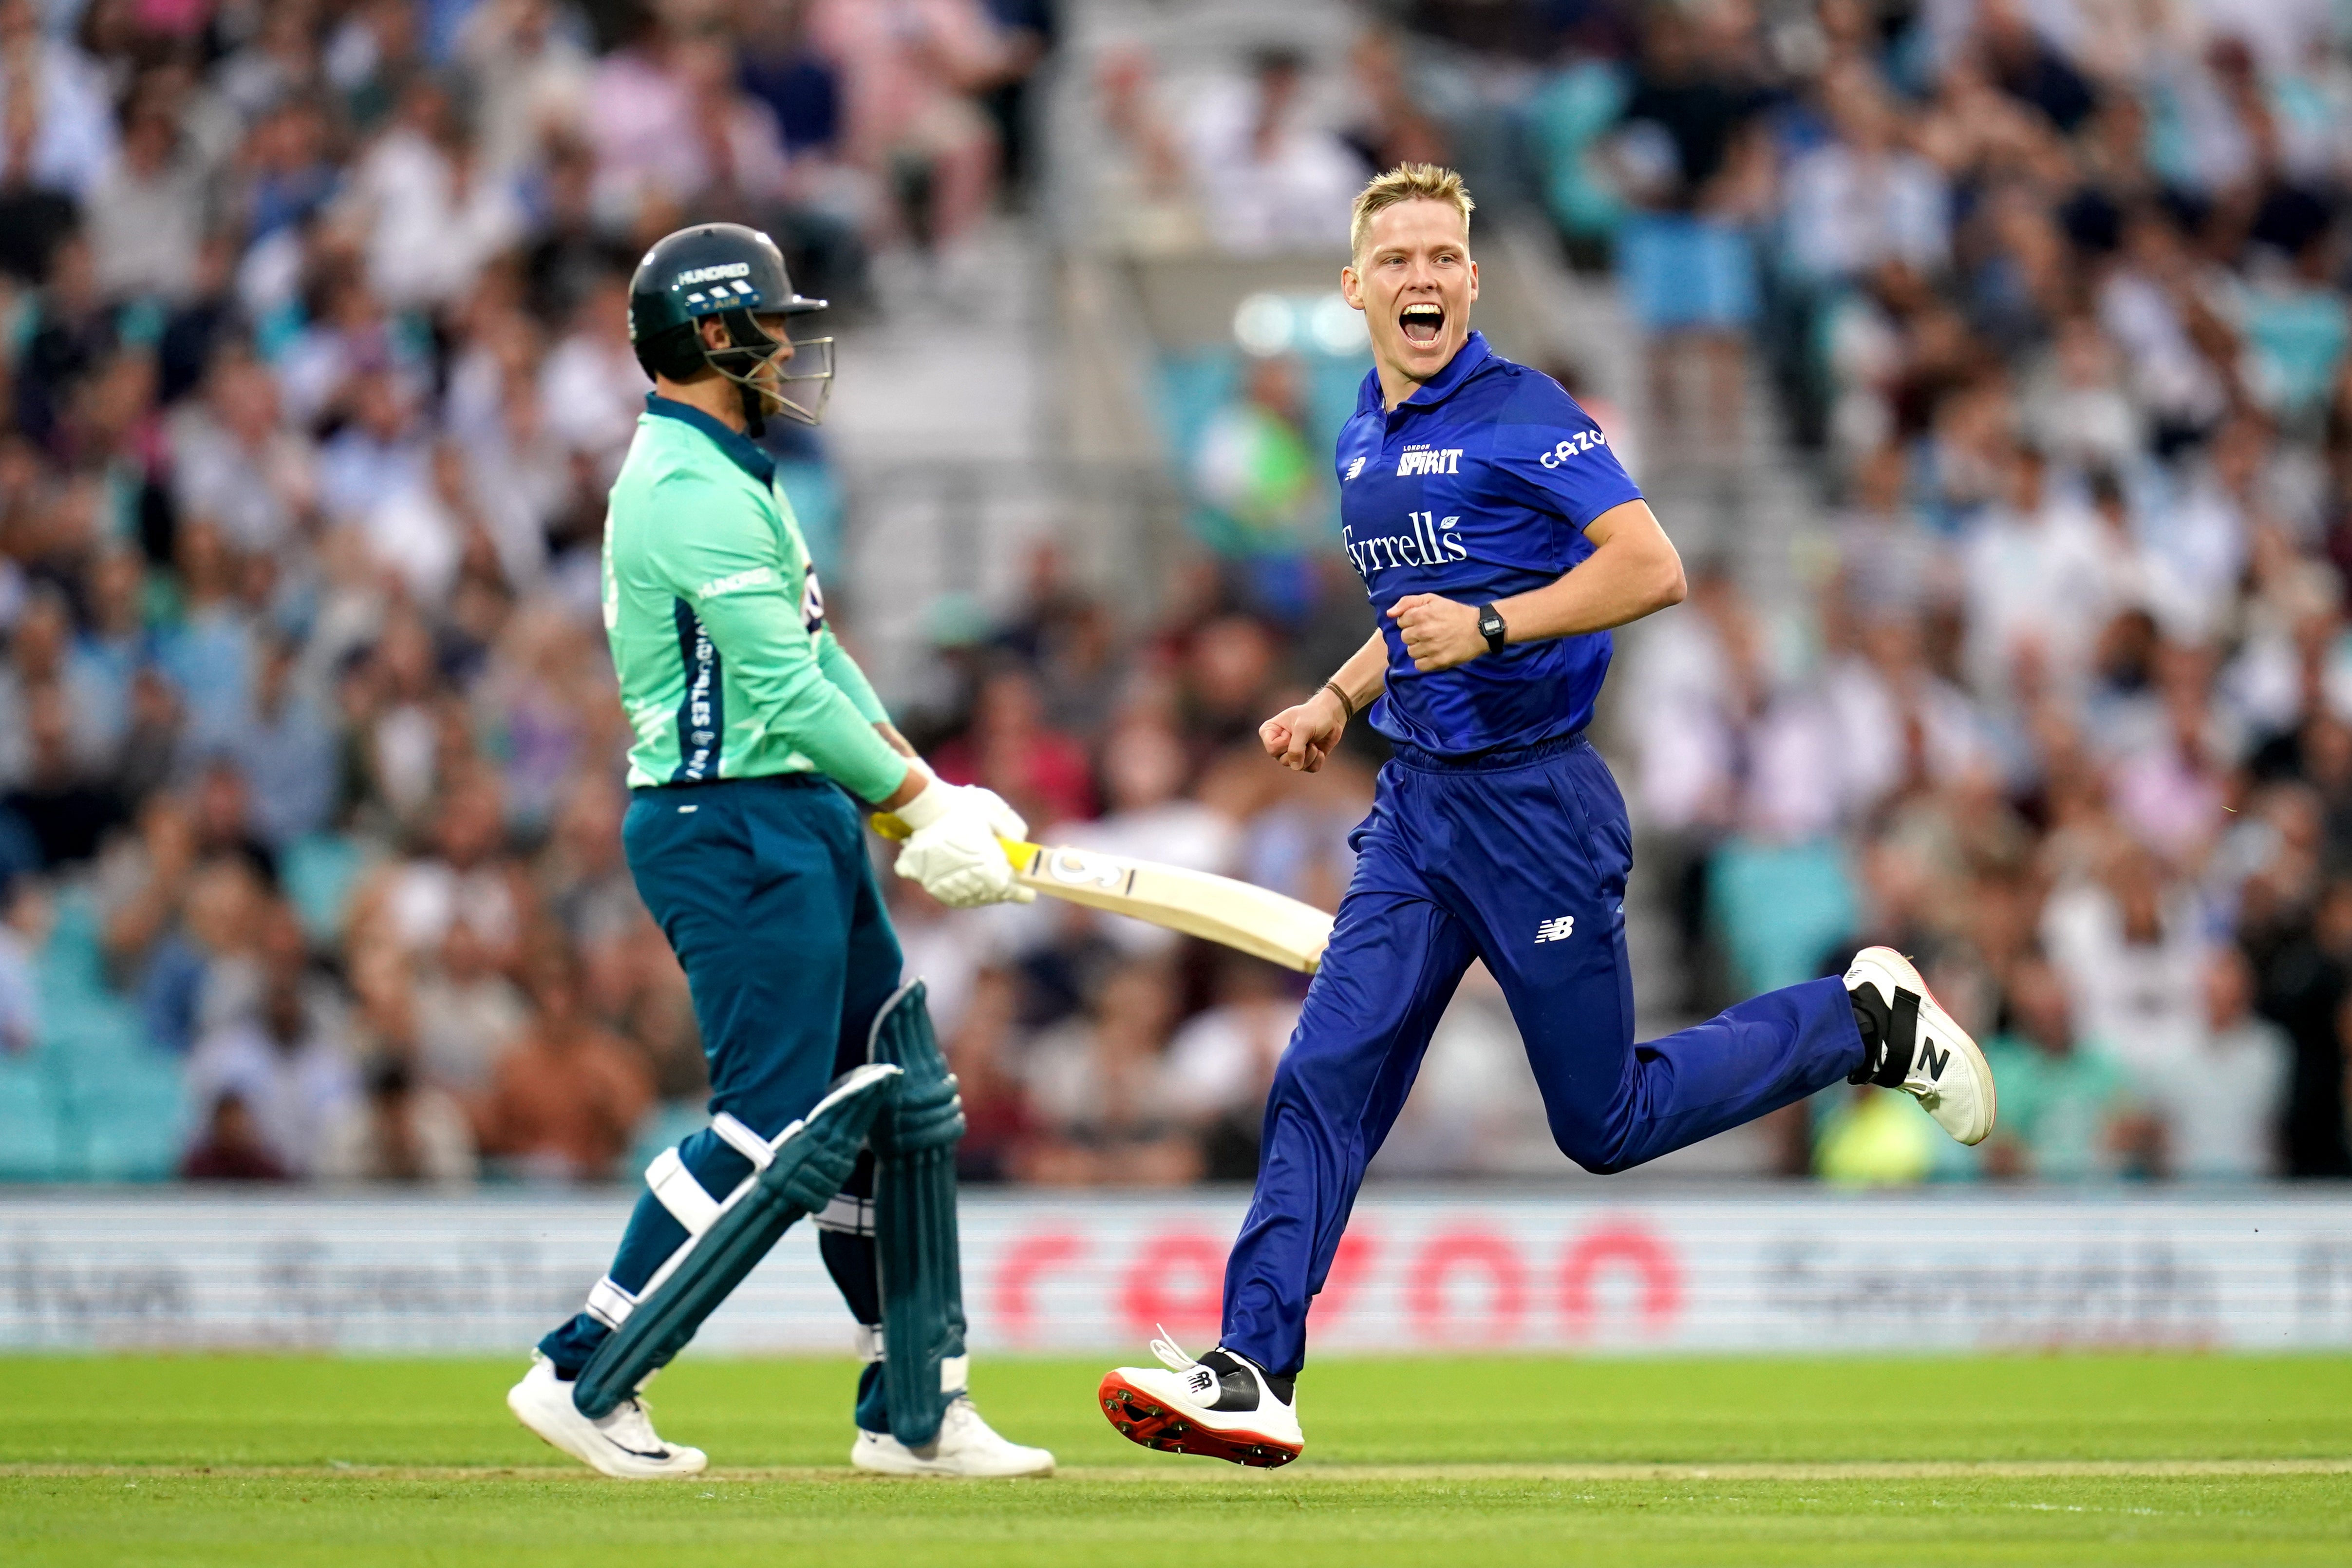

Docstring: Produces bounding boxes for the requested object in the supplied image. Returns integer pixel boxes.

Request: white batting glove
[892,779,1035,907]
[963,785,1029,844]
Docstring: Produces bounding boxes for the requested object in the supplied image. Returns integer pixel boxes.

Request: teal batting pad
[572,1062,902,1420]
[868,981,969,1448]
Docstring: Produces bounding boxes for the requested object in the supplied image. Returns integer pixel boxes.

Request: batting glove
[892,779,1036,907]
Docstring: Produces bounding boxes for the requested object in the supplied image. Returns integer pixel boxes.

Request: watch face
[1480,608,1505,640]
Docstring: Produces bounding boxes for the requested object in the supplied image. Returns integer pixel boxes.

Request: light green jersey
[601,397,908,800]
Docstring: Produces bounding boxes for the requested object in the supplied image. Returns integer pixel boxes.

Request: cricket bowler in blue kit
[1099,167,1998,1468]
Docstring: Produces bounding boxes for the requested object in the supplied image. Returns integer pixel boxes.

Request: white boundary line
[5,1459,2348,1483]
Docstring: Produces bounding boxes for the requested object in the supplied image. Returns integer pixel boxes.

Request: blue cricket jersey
[1336,331,1644,757]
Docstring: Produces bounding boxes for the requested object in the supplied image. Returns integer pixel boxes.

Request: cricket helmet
[628,223,833,431]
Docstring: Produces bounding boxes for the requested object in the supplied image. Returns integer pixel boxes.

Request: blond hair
[1350,164,1475,264]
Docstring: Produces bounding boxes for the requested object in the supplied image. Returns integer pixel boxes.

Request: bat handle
[869,811,1034,870]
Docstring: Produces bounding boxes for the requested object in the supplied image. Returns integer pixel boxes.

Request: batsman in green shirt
[506,224,1052,1481]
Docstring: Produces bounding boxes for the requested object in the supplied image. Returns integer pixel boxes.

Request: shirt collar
[643,392,775,485]
[1355,331,1496,420]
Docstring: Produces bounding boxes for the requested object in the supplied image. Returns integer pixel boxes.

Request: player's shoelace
[1148,1325,1199,1376]
[602,1397,667,1454]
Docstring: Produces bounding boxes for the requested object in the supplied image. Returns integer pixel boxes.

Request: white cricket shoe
[506,1354,708,1479]
[1098,1330,1302,1468]
[851,1394,1055,1478]
[1844,945,1997,1145]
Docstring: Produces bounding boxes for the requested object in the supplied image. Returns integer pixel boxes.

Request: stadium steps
[1590,339,1821,1180]
[827,218,1070,700]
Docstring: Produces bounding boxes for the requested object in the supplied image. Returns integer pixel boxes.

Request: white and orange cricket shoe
[1844,945,1997,1145]
[1098,1330,1302,1468]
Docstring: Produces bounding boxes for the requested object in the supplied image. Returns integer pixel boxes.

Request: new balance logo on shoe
[1535,916,1575,944]
[1917,1039,1950,1081]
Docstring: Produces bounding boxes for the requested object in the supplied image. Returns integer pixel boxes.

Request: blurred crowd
[1077,0,2352,1184]
[0,0,1064,1185]
[1595,0,2352,1184]
[8,0,2352,1191]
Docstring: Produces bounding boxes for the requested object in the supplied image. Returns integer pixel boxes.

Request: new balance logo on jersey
[1535,915,1575,943]
[1343,511,1465,579]
[1344,456,1366,481]
[1397,446,1463,476]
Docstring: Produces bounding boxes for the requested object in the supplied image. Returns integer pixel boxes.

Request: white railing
[6,1187,2348,1355]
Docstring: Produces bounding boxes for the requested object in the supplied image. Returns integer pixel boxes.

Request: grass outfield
[5,1355,2349,1566]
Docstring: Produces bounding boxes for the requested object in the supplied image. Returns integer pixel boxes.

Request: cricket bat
[870,812,1334,973]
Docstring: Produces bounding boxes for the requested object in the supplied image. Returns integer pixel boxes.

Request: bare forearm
[1494,510,1685,642]
[1385,502,1684,672]
[1264,631,1388,773]
[1327,631,1390,711]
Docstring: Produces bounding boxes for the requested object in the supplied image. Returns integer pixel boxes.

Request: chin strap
[737,378,768,439]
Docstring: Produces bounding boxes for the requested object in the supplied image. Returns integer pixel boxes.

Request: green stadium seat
[0,1058,66,1180]
[282,832,371,948]
[37,887,115,1004]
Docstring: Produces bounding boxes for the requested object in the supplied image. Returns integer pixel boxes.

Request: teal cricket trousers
[539,774,903,1418]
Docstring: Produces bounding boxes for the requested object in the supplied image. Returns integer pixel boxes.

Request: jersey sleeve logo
[801,564,826,634]
[1344,455,1366,481]
[697,565,775,598]
[1537,429,1610,469]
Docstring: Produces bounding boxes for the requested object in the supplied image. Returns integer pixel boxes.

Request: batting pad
[571,1062,902,1420]
[869,980,970,1448]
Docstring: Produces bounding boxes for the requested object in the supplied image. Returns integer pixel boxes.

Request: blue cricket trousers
[1222,735,1863,1375]
[540,774,902,1417]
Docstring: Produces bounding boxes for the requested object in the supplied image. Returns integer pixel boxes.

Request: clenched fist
[1387,594,1489,671]
[1260,686,1349,774]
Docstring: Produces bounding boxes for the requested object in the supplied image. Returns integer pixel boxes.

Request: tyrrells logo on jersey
[1396,445,1463,476]
[1344,511,1465,580]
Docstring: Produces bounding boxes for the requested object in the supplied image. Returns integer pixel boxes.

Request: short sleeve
[1489,378,1643,531]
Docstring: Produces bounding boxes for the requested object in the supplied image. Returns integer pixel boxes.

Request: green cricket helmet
[628,223,833,432]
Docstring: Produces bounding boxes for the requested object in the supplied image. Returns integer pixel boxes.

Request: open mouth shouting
[1399,302,1444,346]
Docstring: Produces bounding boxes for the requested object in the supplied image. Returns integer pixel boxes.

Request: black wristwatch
[1476,603,1508,653]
